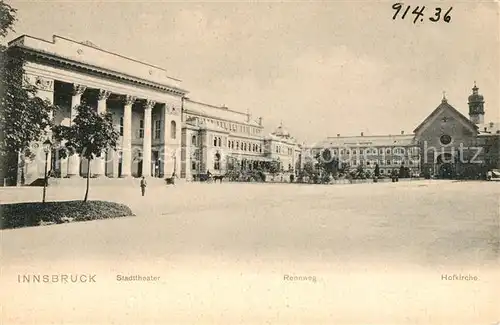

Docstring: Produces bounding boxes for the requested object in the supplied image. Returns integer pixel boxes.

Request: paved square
[1,180,499,266]
[1,180,499,324]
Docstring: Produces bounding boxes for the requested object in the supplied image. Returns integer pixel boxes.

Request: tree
[0,1,56,185]
[399,164,405,178]
[356,164,365,179]
[0,1,16,38]
[303,159,315,175]
[269,160,280,175]
[315,149,339,180]
[338,162,350,176]
[53,104,119,202]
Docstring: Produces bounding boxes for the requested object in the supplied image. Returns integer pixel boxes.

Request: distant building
[303,133,420,177]
[4,34,301,185]
[302,83,500,179]
[181,100,301,180]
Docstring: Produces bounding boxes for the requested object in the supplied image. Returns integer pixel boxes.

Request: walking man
[140,176,147,196]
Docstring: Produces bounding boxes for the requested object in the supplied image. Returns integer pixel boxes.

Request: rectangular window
[139,120,144,138]
[154,120,161,139]
[119,116,124,136]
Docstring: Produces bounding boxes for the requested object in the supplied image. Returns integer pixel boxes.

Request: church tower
[468,81,485,124]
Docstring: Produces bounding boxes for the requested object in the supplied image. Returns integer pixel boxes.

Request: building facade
[303,133,421,177]
[6,34,301,185]
[181,99,301,180]
[303,85,500,179]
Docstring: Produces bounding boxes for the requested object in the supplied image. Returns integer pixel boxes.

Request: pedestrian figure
[140,176,147,196]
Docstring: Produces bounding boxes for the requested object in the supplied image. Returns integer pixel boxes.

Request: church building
[303,83,499,179]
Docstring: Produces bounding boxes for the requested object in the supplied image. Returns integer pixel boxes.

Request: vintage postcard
[0,0,499,324]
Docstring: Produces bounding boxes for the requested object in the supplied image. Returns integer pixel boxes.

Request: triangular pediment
[413,101,478,137]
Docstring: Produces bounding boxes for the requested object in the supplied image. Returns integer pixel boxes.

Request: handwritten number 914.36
[392,3,452,23]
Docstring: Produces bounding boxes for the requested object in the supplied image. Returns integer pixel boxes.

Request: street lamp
[172,152,177,177]
[42,139,52,203]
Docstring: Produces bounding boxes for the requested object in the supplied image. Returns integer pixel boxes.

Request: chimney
[401,130,404,135]
[361,132,364,136]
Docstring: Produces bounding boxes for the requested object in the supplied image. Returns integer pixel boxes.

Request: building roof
[183,99,261,127]
[413,98,478,134]
[468,82,485,104]
[315,134,416,148]
[8,34,186,92]
[272,124,291,137]
[478,121,500,135]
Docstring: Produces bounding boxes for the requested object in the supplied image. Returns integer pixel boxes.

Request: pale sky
[5,0,500,143]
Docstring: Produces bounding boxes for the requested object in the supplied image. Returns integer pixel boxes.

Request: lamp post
[172,152,177,177]
[42,139,52,203]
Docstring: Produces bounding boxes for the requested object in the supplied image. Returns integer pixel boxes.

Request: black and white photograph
[0,0,499,324]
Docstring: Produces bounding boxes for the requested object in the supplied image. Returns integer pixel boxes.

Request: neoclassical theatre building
[7,35,301,185]
[303,85,500,179]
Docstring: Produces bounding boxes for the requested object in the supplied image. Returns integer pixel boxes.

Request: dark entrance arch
[439,163,454,179]
[436,153,455,179]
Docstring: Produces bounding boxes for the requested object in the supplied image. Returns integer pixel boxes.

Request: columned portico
[6,34,189,185]
[142,100,155,177]
[121,95,136,178]
[67,84,86,177]
[93,89,111,177]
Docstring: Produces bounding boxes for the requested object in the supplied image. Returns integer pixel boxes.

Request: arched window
[213,137,217,146]
[191,135,197,145]
[170,120,177,139]
[217,137,222,147]
[214,153,221,170]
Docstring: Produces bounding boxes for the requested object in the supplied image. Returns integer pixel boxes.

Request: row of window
[185,114,262,135]
[228,140,262,153]
[312,147,420,156]
[119,118,177,140]
[213,136,224,147]
[348,159,419,166]
[274,145,294,156]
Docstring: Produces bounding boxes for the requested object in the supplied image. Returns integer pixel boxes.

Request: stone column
[93,89,111,177]
[121,95,136,178]
[161,105,169,178]
[67,84,86,177]
[142,100,155,178]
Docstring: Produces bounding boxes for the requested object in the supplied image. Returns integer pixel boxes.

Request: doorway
[436,153,454,179]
